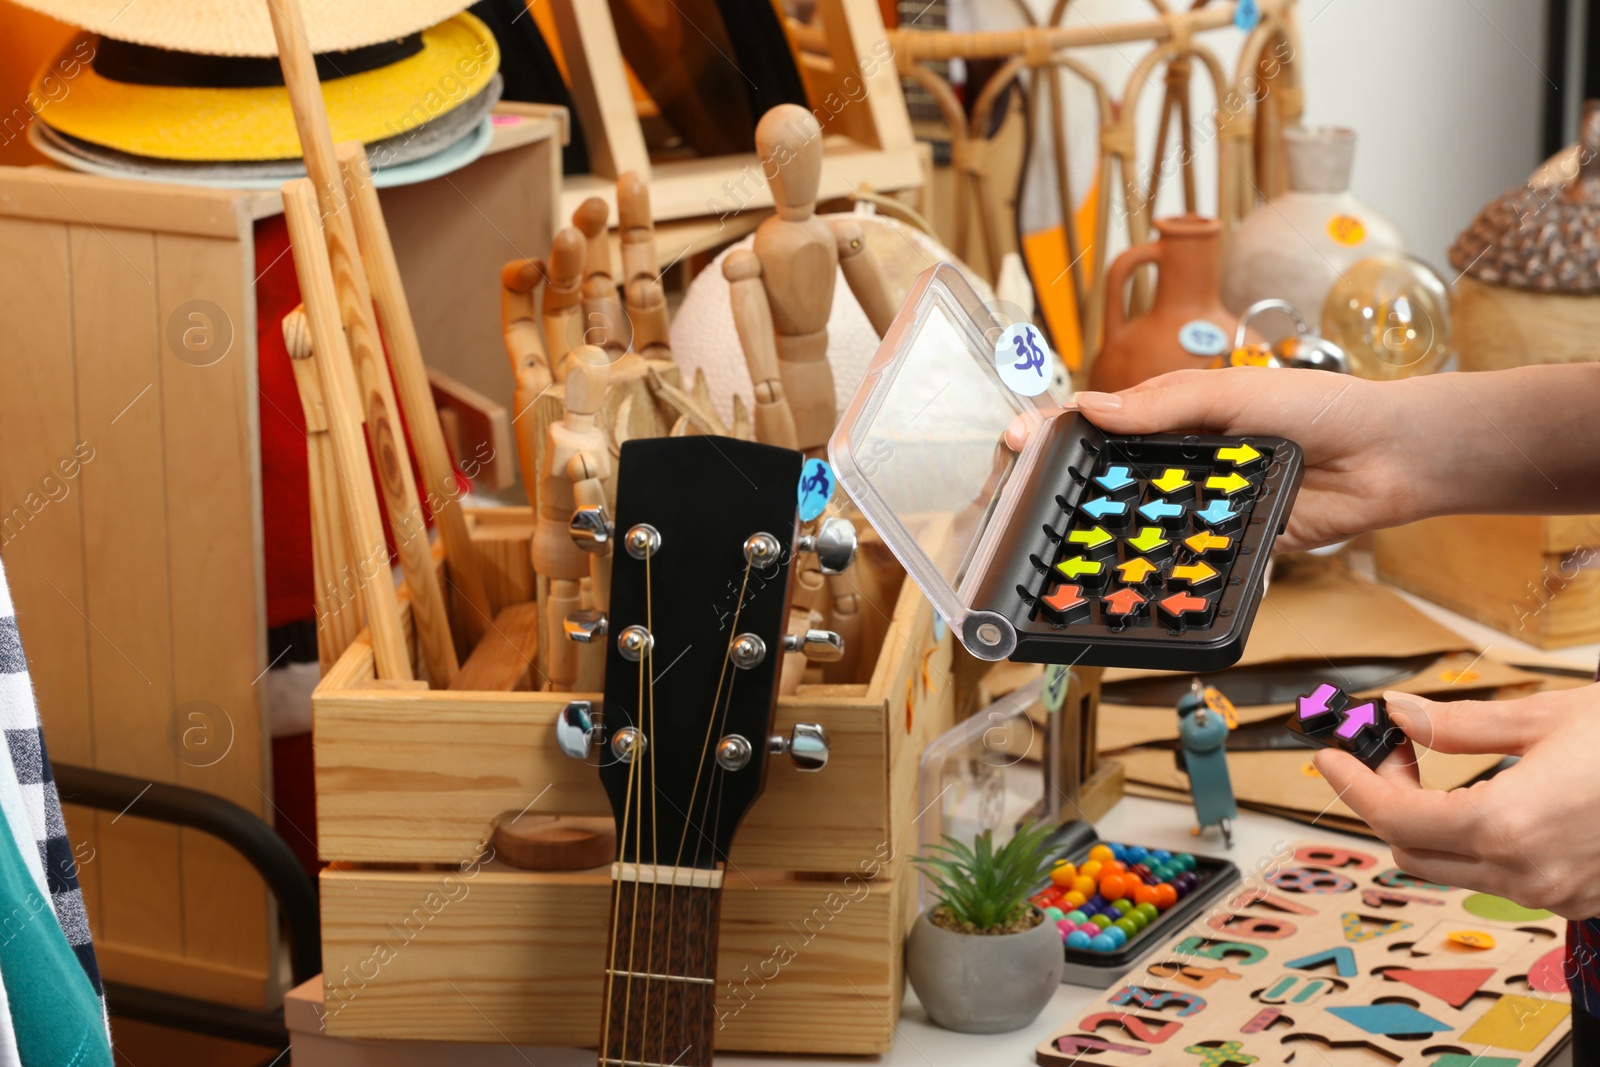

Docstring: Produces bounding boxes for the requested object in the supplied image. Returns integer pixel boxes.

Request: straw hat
[33,12,499,161]
[9,0,476,57]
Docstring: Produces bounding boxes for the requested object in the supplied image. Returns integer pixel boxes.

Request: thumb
[1074,367,1267,436]
[1384,690,1557,757]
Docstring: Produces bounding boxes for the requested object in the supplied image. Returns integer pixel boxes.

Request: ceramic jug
[1088,215,1243,393]
[1221,125,1406,317]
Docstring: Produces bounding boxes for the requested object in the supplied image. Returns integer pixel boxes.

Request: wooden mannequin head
[756,104,823,223]
[564,348,610,418]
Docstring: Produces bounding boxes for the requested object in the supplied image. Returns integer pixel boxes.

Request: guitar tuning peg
[769,722,830,772]
[783,628,844,663]
[798,517,857,575]
[564,609,608,644]
[555,700,602,759]
[569,504,613,552]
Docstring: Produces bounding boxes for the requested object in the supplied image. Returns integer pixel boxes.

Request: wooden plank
[813,0,912,151]
[69,223,186,957]
[0,167,252,238]
[154,230,277,1006]
[319,863,898,1051]
[465,509,536,616]
[449,602,539,692]
[427,367,513,492]
[548,0,651,182]
[94,939,268,1007]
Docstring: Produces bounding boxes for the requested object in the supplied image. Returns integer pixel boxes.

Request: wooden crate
[313,507,954,1050]
[0,104,562,1009]
[1374,513,1600,649]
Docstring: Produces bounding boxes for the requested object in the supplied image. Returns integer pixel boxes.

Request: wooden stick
[266,0,459,686]
[282,182,413,681]
[335,141,493,648]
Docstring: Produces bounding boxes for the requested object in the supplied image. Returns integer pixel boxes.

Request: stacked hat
[16,0,503,188]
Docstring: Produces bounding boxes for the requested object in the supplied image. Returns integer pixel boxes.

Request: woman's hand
[1319,684,1600,920]
[1010,367,1414,552]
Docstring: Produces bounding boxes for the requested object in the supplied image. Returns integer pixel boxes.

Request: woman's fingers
[1385,691,1559,758]
[1314,748,1481,853]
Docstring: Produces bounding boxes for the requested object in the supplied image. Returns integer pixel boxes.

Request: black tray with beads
[1032,822,1241,988]
[967,412,1303,670]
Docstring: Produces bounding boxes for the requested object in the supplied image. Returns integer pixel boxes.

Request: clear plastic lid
[829,264,1059,653]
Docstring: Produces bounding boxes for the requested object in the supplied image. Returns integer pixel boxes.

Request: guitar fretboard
[599,880,723,1067]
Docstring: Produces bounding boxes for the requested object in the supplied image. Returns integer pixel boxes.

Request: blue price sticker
[1234,0,1260,30]
[1178,319,1229,357]
[797,458,834,522]
[1042,664,1070,713]
[994,323,1054,397]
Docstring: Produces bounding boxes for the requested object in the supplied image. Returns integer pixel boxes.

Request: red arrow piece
[1042,584,1087,613]
[1103,587,1147,616]
[1335,701,1377,739]
[1159,592,1209,617]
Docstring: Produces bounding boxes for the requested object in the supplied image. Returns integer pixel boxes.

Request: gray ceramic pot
[904,907,1064,1034]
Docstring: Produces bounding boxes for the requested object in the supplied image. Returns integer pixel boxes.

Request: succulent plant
[914,822,1058,933]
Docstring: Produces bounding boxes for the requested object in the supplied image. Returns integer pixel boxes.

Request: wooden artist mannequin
[618,170,673,363]
[541,227,587,383]
[723,104,895,683]
[500,257,552,497]
[573,197,630,364]
[534,350,611,690]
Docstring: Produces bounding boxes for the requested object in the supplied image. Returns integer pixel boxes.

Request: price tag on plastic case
[797,458,835,522]
[1234,0,1260,30]
[995,323,1054,397]
[1178,319,1229,357]
[1042,664,1070,713]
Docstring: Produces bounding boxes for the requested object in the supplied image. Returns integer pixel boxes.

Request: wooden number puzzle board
[1037,840,1572,1066]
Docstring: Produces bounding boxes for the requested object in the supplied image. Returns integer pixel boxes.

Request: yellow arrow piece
[1127,527,1169,554]
[1116,557,1159,583]
[1206,472,1251,495]
[1185,532,1232,554]
[1067,526,1114,550]
[1217,444,1262,466]
[1171,561,1219,585]
[1151,468,1191,493]
[1055,555,1103,579]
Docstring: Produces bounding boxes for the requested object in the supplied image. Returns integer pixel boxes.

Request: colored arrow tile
[1081,496,1129,521]
[1286,946,1357,977]
[1170,562,1220,588]
[1195,499,1240,527]
[1067,526,1114,550]
[1150,468,1192,494]
[1334,701,1378,739]
[1103,587,1147,616]
[1205,472,1252,496]
[1138,499,1186,523]
[1297,682,1342,722]
[1127,527,1170,554]
[1217,443,1264,467]
[1095,465,1136,492]
[1325,1003,1450,1037]
[1116,557,1160,584]
[1184,532,1232,555]
[1385,967,1495,1009]
[1158,592,1211,618]
[1055,555,1103,580]
[1041,584,1087,614]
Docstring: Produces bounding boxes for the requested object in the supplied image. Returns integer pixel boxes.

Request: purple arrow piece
[1298,683,1339,721]
[1335,702,1377,739]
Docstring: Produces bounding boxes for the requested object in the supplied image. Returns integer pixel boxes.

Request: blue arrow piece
[1081,497,1128,520]
[1195,499,1237,527]
[1138,499,1184,523]
[1095,465,1135,492]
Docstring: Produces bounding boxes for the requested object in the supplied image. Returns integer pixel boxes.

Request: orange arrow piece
[1159,591,1210,617]
[1171,562,1220,586]
[1116,557,1159,583]
[1104,587,1147,616]
[1184,532,1232,555]
[1151,468,1191,494]
[1042,584,1087,613]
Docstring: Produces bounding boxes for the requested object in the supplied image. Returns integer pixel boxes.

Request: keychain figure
[1176,678,1237,847]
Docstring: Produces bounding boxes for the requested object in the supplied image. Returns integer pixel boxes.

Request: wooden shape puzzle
[1035,839,1571,1066]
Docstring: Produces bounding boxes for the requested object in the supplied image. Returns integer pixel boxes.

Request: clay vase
[1221,125,1406,318]
[1089,215,1243,394]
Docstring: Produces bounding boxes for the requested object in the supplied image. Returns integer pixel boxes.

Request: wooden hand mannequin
[722,104,898,453]
[617,170,673,364]
[501,257,552,503]
[541,227,587,384]
[533,350,612,691]
[573,197,629,364]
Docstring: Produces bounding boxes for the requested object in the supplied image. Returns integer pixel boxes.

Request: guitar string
[598,625,645,1067]
[642,552,660,1067]
[619,555,653,1067]
[661,551,756,1061]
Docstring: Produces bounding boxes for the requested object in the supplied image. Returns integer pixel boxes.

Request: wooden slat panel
[155,230,276,1004]
[0,168,258,238]
[69,223,185,955]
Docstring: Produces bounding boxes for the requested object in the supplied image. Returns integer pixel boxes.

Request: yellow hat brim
[34,12,500,162]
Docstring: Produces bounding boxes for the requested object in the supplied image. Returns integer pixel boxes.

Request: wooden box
[313,508,955,1051]
[1374,513,1600,648]
[0,103,562,1009]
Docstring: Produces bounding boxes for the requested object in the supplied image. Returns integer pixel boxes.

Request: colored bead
[1077,923,1101,936]
[1079,860,1103,881]
[1150,849,1172,864]
[1112,898,1133,915]
[1056,918,1075,933]
[1050,865,1076,886]
[1065,910,1087,925]
[1099,875,1126,902]
[1110,843,1128,862]
[1101,859,1126,877]
[1125,910,1148,931]
[1063,890,1087,908]
[1103,927,1127,947]
[1044,907,1065,922]
[1087,893,1107,908]
[1090,914,1113,929]
[1065,930,1093,949]
[1133,885,1160,908]
[1072,876,1097,896]
[1089,933,1118,952]
[1177,853,1196,871]
[1124,846,1148,864]
[1154,884,1179,910]
[1088,844,1115,864]
[1135,902,1160,923]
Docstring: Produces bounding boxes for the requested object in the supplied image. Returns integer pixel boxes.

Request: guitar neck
[599,865,725,1067]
